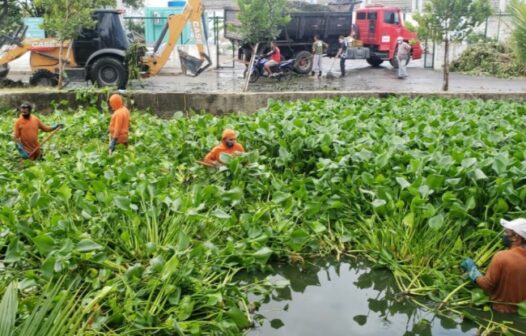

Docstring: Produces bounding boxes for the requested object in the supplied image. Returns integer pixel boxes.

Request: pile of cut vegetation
[289,1,333,12]
[450,42,526,78]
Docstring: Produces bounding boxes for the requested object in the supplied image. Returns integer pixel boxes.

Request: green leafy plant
[1,97,526,334]
[509,0,526,64]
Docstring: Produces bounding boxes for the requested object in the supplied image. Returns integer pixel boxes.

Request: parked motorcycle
[249,56,296,83]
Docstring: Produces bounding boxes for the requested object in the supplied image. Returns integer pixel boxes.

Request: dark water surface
[243,259,526,336]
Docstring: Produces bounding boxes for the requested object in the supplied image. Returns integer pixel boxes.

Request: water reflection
[245,259,480,336]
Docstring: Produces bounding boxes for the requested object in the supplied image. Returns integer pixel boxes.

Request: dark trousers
[340,57,346,76]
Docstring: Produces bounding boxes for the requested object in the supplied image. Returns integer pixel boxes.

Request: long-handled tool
[326,58,336,79]
[28,128,60,158]
[196,160,216,167]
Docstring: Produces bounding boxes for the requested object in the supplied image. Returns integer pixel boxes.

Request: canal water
[243,259,526,336]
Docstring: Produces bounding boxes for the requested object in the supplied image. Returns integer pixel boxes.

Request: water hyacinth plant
[0,97,526,334]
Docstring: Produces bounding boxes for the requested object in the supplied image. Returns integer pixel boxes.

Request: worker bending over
[13,102,63,160]
[108,94,130,155]
[461,218,526,313]
[203,129,244,165]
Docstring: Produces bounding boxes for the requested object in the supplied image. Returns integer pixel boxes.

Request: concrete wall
[1,91,524,117]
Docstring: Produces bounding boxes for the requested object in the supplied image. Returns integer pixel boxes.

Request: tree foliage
[236,0,291,44]
[509,0,526,64]
[414,0,492,91]
[0,0,22,36]
[414,0,492,42]
[35,0,115,41]
[34,0,115,88]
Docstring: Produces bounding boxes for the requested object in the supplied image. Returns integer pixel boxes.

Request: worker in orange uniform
[203,129,245,165]
[461,218,526,313]
[108,93,130,155]
[13,102,63,160]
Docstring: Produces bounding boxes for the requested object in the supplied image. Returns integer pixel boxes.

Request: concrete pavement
[4,58,526,93]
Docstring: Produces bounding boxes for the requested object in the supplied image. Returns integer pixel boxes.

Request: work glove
[16,143,29,159]
[109,138,117,153]
[52,123,65,130]
[460,258,482,282]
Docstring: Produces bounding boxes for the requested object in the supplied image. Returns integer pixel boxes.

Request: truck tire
[294,51,313,74]
[29,69,58,87]
[90,56,128,89]
[366,57,383,67]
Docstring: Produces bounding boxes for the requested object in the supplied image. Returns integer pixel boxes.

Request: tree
[0,0,22,36]
[236,0,290,91]
[509,0,526,64]
[34,0,115,88]
[414,0,492,91]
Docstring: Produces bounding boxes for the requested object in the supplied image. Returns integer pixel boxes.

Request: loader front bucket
[0,64,9,79]
[178,48,211,77]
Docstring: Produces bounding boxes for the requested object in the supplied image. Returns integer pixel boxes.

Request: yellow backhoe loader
[0,0,211,88]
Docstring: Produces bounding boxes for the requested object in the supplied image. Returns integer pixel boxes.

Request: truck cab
[355,5,422,67]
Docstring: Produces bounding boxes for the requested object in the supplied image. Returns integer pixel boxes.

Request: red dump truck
[225,2,422,73]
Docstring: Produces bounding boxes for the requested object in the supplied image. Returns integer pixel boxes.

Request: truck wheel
[29,70,58,87]
[389,56,410,69]
[366,57,383,67]
[90,56,128,89]
[294,51,313,74]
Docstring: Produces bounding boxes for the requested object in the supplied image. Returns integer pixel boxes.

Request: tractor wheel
[294,50,313,74]
[90,56,128,89]
[29,69,58,87]
[366,57,384,67]
[0,64,9,79]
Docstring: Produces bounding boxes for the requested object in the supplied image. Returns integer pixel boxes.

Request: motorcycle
[248,56,296,83]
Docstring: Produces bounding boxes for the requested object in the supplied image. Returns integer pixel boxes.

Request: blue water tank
[168,1,186,6]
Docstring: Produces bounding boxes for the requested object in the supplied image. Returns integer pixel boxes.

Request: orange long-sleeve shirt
[203,143,245,164]
[108,95,130,144]
[476,247,526,313]
[13,115,53,160]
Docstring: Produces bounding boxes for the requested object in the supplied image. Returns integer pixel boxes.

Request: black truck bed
[224,7,353,56]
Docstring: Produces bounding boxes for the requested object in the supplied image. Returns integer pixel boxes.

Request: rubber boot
[318,71,322,78]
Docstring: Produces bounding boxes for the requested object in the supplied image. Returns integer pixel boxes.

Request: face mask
[225,140,235,148]
[502,233,512,248]
[22,112,30,119]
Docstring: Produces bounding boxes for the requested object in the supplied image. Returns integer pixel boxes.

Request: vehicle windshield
[383,11,400,25]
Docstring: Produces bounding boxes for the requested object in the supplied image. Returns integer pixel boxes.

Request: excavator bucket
[178,48,211,77]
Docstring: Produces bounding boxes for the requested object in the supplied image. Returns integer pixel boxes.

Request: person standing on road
[461,218,526,314]
[264,41,281,77]
[239,43,254,79]
[13,102,63,160]
[396,37,411,79]
[203,129,245,166]
[311,35,328,78]
[108,93,130,155]
[335,35,348,78]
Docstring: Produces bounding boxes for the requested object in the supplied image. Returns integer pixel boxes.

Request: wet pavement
[6,58,526,93]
